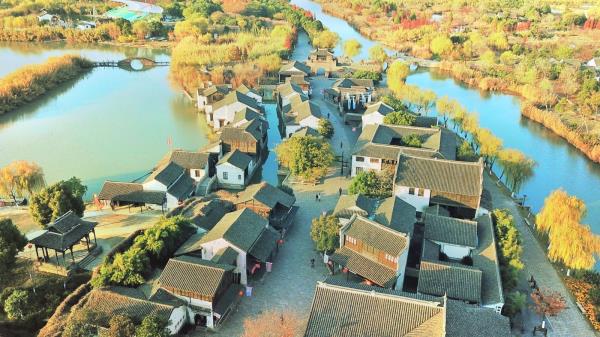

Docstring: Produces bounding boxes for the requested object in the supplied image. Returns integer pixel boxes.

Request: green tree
[430,35,453,57]
[343,39,362,59]
[503,291,526,318]
[498,149,535,194]
[29,177,86,227]
[275,136,334,181]
[136,314,170,337]
[368,44,387,66]
[183,0,222,18]
[492,209,524,291]
[132,21,149,40]
[401,134,422,147]
[348,170,393,198]
[310,215,340,254]
[456,140,478,162]
[383,111,415,126]
[387,61,410,93]
[0,218,27,275]
[317,118,334,138]
[108,315,136,337]
[0,160,45,204]
[63,309,99,337]
[536,190,599,270]
[4,289,31,321]
[312,30,339,49]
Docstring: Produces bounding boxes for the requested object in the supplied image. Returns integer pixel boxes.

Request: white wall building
[211,91,261,130]
[216,150,255,189]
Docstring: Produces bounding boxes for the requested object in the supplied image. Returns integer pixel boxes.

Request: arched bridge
[93,57,170,71]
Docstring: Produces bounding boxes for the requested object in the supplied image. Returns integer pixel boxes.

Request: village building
[29,211,98,273]
[361,101,438,128]
[197,85,230,113]
[37,11,66,27]
[276,82,309,113]
[97,181,167,210]
[333,195,417,237]
[82,286,187,335]
[172,198,232,233]
[162,149,214,183]
[286,75,311,95]
[306,48,339,76]
[158,255,244,328]
[281,99,322,138]
[278,61,311,84]
[229,182,297,230]
[351,124,457,177]
[76,20,96,30]
[143,161,196,209]
[236,83,262,104]
[195,208,279,285]
[304,281,511,337]
[291,126,321,138]
[330,214,410,289]
[215,149,257,189]
[393,154,484,218]
[219,117,268,158]
[326,78,376,119]
[209,90,261,130]
[586,57,600,70]
[418,214,504,312]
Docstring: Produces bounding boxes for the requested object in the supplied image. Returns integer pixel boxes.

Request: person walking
[310,258,315,268]
[317,193,321,202]
[315,193,318,202]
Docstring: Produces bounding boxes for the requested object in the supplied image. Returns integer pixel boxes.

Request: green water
[0,42,210,199]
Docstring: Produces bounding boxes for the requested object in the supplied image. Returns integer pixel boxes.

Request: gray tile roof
[160,255,234,299]
[248,227,279,262]
[211,246,238,265]
[395,154,483,197]
[279,61,311,76]
[332,78,375,89]
[291,126,320,138]
[198,85,230,97]
[236,83,259,96]
[98,181,166,205]
[304,282,446,337]
[147,161,185,187]
[284,100,322,125]
[446,301,511,337]
[424,214,478,248]
[212,90,260,112]
[174,231,206,256]
[363,101,394,116]
[373,196,416,236]
[333,194,377,219]
[231,107,263,125]
[47,210,95,234]
[234,182,296,209]
[199,208,268,252]
[418,260,482,303]
[220,118,266,144]
[345,215,409,256]
[473,214,504,306]
[330,247,398,288]
[167,174,195,200]
[30,212,97,251]
[168,150,209,170]
[217,149,252,170]
[276,82,307,99]
[83,286,177,327]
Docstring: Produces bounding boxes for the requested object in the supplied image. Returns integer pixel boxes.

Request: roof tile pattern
[330,247,397,288]
[199,208,268,252]
[159,255,234,298]
[424,214,478,248]
[345,215,408,256]
[418,260,482,303]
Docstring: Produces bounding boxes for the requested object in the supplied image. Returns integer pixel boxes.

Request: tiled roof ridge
[378,123,442,133]
[171,256,229,273]
[353,214,408,240]
[316,281,445,308]
[370,143,438,152]
[400,152,482,166]
[426,213,478,225]
[422,259,483,274]
[99,287,175,310]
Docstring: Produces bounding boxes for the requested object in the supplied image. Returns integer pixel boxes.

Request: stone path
[484,174,597,337]
[195,78,354,336]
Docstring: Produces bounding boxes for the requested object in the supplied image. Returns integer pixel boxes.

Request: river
[290,0,600,236]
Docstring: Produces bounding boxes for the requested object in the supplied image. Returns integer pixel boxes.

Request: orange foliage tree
[531,288,567,317]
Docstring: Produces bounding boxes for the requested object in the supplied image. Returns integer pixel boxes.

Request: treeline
[91,216,195,288]
[0,55,92,114]
[0,24,121,43]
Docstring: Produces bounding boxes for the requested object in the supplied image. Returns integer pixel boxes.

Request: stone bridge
[93,57,170,71]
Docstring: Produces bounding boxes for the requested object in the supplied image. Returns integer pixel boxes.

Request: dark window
[355,156,364,162]
[223,172,228,180]
[369,158,379,164]
[409,187,415,195]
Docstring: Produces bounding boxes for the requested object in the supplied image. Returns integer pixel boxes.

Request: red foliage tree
[531,288,567,317]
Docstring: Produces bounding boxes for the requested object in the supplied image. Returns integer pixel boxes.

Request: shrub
[348,170,393,198]
[318,118,334,138]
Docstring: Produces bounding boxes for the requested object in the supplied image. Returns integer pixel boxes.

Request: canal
[290,0,600,235]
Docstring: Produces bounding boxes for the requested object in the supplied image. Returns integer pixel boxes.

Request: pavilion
[29,210,98,265]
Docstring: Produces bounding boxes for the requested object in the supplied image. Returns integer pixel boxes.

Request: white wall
[216,163,246,186]
[190,169,206,182]
[285,124,302,138]
[395,186,430,212]
[483,302,505,314]
[167,306,188,334]
[438,242,472,260]
[213,102,259,130]
[351,155,382,176]
[143,180,167,192]
[361,113,384,128]
[201,238,248,285]
[246,91,262,104]
[198,95,208,110]
[165,193,180,210]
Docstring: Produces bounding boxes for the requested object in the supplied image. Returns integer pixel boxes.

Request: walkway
[196,77,355,336]
[484,173,597,337]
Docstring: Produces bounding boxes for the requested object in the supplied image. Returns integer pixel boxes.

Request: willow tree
[536,189,600,270]
[435,96,458,127]
[343,39,362,59]
[498,149,535,194]
[396,84,436,115]
[476,128,502,170]
[0,160,45,204]
[387,61,410,94]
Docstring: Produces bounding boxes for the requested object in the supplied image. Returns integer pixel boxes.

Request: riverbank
[0,54,91,114]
